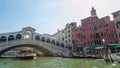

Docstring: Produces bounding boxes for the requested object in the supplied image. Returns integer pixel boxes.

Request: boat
[111,53,120,62]
[106,44,120,62]
[62,54,72,58]
[62,51,72,58]
[16,50,36,60]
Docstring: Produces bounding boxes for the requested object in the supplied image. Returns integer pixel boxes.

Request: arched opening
[51,40,55,44]
[16,34,22,40]
[41,37,45,42]
[46,39,50,43]
[61,43,64,47]
[0,44,53,56]
[56,41,60,46]
[35,35,40,40]
[24,31,32,38]
[0,36,7,42]
[8,35,14,41]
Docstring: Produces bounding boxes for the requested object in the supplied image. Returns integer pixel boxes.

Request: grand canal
[0,57,120,68]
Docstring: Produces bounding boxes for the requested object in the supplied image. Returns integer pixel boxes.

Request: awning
[107,44,120,48]
[86,45,103,50]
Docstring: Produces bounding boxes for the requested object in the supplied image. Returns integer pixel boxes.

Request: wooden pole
[108,48,113,62]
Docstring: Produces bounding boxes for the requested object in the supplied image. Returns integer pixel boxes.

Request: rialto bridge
[0,27,70,56]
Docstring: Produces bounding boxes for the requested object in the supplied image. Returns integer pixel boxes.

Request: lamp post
[102,39,105,43]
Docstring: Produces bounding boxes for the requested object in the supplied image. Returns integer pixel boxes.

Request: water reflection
[0,57,120,68]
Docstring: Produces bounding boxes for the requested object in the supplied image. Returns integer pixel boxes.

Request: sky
[0,0,120,35]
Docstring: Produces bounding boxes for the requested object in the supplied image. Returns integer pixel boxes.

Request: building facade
[72,7,119,47]
[112,11,120,43]
[52,22,77,47]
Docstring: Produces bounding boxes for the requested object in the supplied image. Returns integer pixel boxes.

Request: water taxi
[16,50,36,60]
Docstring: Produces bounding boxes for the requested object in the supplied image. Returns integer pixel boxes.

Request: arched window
[51,40,55,44]
[61,43,64,47]
[56,41,60,46]
[16,34,22,40]
[41,37,45,42]
[35,35,40,40]
[1,36,7,42]
[8,35,14,41]
[46,39,50,43]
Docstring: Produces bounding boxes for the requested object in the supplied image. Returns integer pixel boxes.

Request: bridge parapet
[0,39,67,54]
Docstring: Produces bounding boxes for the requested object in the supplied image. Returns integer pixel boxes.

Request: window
[69,39,71,42]
[90,27,91,30]
[62,38,64,41]
[83,35,86,39]
[113,13,119,18]
[82,29,84,32]
[101,32,103,37]
[116,21,120,28]
[65,40,67,43]
[65,35,67,38]
[115,33,117,38]
[68,30,70,33]
[90,34,93,38]
[68,26,70,29]
[68,34,70,38]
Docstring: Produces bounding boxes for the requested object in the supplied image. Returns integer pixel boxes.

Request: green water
[0,57,119,68]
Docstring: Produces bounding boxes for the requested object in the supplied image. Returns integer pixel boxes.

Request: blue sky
[0,0,120,34]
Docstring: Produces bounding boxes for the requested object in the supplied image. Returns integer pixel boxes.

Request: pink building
[72,7,119,47]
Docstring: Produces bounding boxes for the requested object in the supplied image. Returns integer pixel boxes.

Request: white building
[52,22,77,47]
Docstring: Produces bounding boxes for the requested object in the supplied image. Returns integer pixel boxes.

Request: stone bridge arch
[0,27,68,57]
[0,44,53,56]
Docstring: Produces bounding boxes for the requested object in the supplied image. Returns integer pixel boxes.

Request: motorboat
[16,50,36,60]
[111,53,120,61]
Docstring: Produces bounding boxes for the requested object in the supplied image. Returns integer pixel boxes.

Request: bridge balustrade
[0,38,67,54]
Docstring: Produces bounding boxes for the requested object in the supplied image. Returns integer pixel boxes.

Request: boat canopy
[86,45,103,50]
[107,44,120,48]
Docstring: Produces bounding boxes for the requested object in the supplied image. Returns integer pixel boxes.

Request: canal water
[0,57,120,68]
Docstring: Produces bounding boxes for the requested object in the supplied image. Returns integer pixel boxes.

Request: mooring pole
[102,39,109,63]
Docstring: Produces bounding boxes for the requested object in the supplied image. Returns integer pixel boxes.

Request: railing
[0,39,67,53]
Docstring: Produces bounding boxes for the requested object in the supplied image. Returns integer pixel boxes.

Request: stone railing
[0,39,66,53]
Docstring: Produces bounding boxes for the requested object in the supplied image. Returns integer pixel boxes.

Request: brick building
[112,10,120,43]
[72,7,119,47]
